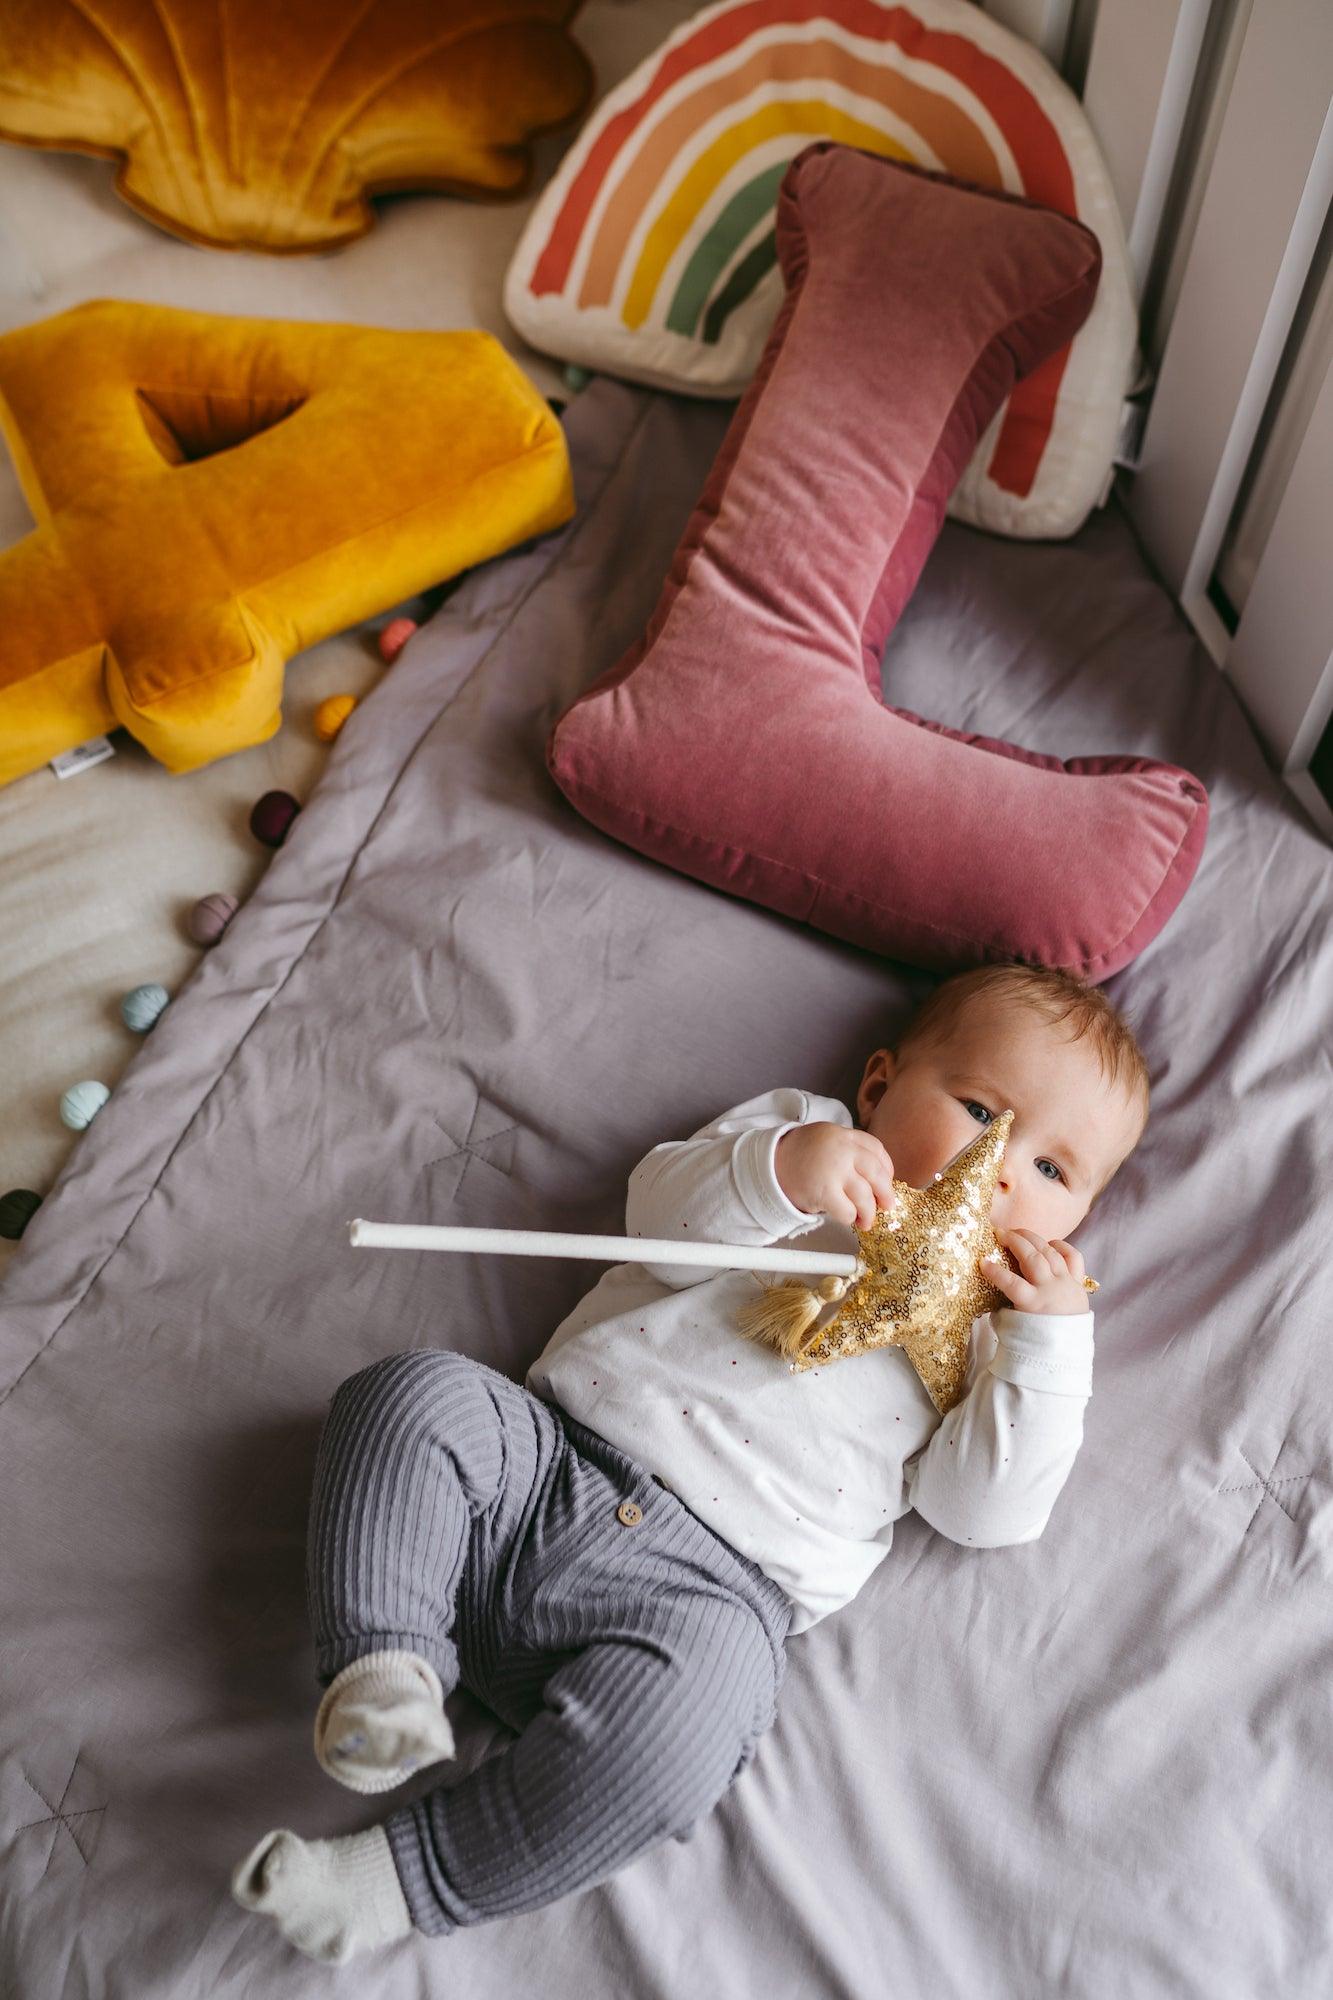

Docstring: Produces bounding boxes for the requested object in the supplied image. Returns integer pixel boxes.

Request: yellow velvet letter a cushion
[0,0,593,253]
[0,299,575,782]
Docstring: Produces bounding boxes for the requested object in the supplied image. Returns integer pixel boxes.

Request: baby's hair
[896,962,1151,1195]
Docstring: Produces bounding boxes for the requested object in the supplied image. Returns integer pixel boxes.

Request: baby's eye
[964,1098,1065,1182]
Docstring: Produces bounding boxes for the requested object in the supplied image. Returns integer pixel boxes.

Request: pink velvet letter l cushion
[547,144,1209,980]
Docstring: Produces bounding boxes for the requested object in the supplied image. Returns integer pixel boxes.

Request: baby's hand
[775,1123,897,1230]
[982,1229,1090,1316]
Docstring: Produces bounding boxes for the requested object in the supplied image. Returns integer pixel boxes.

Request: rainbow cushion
[505,0,1137,539]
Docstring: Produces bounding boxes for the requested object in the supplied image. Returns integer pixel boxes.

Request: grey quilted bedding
[2,378,1331,1999]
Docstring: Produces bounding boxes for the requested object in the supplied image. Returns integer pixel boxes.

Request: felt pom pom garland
[188,893,238,945]
[120,983,169,1032]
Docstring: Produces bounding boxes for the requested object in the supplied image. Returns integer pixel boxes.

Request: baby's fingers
[845,1170,888,1231]
[981,1251,1035,1306]
[851,1134,897,1217]
[998,1227,1060,1282]
[1050,1238,1085,1278]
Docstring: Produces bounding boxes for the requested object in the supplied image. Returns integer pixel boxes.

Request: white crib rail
[984,0,1333,838]
[1118,0,1333,835]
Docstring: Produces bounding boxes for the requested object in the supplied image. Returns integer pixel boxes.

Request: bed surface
[2,369,1331,1998]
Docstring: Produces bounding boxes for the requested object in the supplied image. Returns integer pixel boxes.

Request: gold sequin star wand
[735,1111,1097,1416]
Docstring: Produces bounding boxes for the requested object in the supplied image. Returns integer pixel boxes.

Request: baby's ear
[856,1046,896,1119]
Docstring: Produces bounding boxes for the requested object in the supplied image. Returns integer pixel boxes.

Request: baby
[232,961,1150,1963]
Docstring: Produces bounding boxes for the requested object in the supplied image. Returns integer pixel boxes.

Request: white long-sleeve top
[526,1089,1095,1633]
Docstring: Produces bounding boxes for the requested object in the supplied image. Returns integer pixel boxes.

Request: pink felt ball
[188,892,239,945]
[378,616,418,664]
[249,791,301,848]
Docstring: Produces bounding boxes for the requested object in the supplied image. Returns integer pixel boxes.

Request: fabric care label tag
[50,737,116,779]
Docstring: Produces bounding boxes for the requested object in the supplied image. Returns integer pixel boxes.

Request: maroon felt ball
[188,892,239,945]
[0,1188,42,1240]
[378,616,418,664]
[249,791,301,848]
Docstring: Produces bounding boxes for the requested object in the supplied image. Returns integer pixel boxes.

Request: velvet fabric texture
[0,299,575,783]
[546,143,1209,980]
[0,0,593,254]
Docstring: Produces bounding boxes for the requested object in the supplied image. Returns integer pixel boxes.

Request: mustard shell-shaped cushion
[0,299,575,783]
[0,0,593,253]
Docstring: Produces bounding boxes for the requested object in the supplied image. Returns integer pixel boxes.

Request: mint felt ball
[0,1188,42,1240]
[60,1080,109,1129]
[121,982,169,1032]
[188,892,238,945]
[250,791,300,848]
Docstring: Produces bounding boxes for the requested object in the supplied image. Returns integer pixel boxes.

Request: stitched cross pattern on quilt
[1219,1447,1311,1535]
[424,1095,518,1206]
[16,1755,107,1878]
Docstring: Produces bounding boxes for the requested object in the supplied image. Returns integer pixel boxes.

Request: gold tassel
[736,1273,853,1361]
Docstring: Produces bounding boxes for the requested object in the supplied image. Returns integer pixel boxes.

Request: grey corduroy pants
[306,1347,792,1935]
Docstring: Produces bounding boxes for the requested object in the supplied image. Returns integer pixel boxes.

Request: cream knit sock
[313,1649,455,1795]
[231,1825,412,1964]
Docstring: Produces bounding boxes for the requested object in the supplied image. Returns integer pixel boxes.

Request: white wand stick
[348,1218,862,1278]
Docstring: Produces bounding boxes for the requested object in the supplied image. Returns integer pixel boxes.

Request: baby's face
[856,1000,1144,1241]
